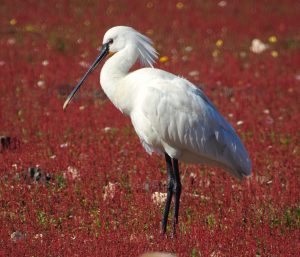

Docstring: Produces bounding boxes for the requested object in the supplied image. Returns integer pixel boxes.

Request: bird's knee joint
[167,179,174,191]
[173,182,182,193]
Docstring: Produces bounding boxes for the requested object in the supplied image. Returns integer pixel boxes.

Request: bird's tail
[218,127,252,180]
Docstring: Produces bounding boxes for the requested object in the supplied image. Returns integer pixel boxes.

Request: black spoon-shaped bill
[63,43,110,110]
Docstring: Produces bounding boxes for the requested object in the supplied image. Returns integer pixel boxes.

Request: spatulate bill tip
[63,100,69,111]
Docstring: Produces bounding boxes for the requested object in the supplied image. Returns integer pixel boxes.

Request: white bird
[63,26,251,235]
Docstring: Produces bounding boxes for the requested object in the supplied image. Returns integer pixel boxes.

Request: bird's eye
[108,38,113,45]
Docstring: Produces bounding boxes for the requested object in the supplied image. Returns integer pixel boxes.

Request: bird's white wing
[133,72,251,179]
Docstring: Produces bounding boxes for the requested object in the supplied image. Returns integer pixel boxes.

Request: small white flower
[103,127,112,133]
[79,61,89,68]
[151,192,167,205]
[60,142,69,148]
[37,80,45,88]
[182,55,188,61]
[184,46,193,52]
[65,166,79,179]
[250,39,269,54]
[7,38,16,45]
[218,1,227,7]
[188,70,199,77]
[42,60,49,66]
[103,182,117,201]
[236,120,244,126]
[34,233,43,239]
[190,172,197,179]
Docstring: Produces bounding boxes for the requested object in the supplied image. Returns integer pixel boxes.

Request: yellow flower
[10,18,17,26]
[215,39,223,47]
[159,56,169,63]
[25,24,35,32]
[268,35,277,43]
[176,2,184,9]
[271,50,278,57]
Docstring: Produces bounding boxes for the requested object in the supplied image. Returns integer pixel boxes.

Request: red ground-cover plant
[0,0,299,256]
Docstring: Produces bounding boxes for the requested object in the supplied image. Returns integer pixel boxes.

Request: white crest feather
[135,32,159,67]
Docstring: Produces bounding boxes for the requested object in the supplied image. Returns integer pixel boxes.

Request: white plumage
[100,26,251,179]
[63,26,252,234]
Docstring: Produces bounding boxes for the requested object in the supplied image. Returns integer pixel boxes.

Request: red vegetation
[0,1,299,256]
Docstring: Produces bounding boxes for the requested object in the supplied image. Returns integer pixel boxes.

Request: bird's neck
[100,46,138,115]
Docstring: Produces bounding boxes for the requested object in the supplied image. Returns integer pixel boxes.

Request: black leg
[161,153,174,234]
[172,158,182,236]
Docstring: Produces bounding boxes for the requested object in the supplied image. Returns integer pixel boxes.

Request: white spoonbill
[63,26,251,235]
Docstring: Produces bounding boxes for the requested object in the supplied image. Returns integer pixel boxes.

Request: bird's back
[127,68,252,179]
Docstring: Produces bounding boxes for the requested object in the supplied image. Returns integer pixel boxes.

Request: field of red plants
[0,0,299,256]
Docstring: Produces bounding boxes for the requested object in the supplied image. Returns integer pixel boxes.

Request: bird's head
[102,26,158,66]
[63,26,158,110]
